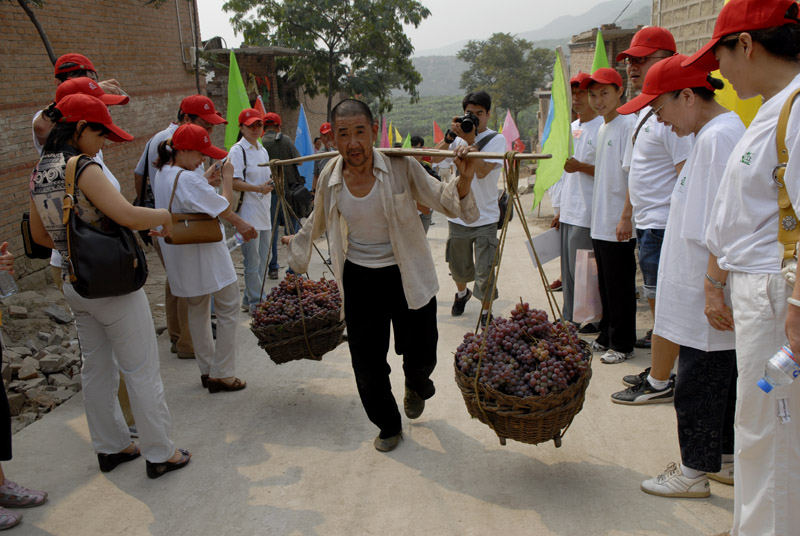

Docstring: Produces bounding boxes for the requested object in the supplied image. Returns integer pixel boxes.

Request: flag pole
[258,148,552,167]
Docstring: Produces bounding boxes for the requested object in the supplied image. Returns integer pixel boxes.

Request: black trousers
[675,345,737,472]
[592,238,637,353]
[0,345,11,461]
[343,261,438,438]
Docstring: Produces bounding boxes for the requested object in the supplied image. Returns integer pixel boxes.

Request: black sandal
[146,448,191,479]
[97,444,141,473]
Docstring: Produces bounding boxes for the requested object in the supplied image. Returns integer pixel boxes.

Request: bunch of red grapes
[455,302,590,398]
[251,274,341,328]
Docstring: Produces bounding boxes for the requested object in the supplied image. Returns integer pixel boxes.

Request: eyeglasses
[624,55,672,65]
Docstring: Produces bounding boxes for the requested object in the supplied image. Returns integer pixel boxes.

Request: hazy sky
[196,0,606,53]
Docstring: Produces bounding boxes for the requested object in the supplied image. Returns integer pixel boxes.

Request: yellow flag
[713,0,761,126]
[388,122,394,146]
[395,127,402,145]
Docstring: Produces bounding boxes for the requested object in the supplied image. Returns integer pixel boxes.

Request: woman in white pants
[28,93,190,479]
[153,123,247,393]
[685,0,800,533]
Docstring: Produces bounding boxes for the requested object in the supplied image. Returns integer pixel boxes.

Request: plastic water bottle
[226,233,244,251]
[757,345,800,393]
[0,271,18,299]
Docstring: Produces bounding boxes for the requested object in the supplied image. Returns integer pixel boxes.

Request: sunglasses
[624,55,672,65]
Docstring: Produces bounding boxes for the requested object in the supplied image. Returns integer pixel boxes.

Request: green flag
[225,50,250,150]
[402,133,411,148]
[591,28,609,72]
[534,49,572,210]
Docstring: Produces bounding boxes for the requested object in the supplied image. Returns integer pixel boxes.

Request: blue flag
[294,105,314,189]
[540,94,555,147]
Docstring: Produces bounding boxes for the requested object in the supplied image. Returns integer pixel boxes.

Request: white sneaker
[641,462,710,498]
[590,340,608,353]
[600,349,634,364]
[708,462,734,485]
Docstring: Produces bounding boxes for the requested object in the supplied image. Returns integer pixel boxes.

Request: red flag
[253,95,267,117]
[433,120,444,144]
[513,139,525,152]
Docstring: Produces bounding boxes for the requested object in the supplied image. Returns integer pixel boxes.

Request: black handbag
[62,155,148,299]
[21,211,52,259]
[287,183,313,219]
[497,189,514,230]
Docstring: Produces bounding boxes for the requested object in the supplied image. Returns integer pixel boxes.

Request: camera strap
[475,132,499,152]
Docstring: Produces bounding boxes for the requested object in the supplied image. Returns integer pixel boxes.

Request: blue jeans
[268,194,301,271]
[635,228,665,300]
[241,230,271,309]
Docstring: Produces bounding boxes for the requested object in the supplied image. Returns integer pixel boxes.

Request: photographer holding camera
[434,91,505,327]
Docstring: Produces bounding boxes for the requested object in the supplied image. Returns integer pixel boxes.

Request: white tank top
[338,179,396,268]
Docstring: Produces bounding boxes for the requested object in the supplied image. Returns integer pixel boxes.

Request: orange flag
[433,120,444,144]
[254,95,267,117]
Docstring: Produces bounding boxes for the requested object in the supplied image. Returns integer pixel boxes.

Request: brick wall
[0,0,203,275]
[568,26,639,99]
[651,0,724,54]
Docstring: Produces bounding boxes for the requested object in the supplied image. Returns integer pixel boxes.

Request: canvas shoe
[590,340,608,353]
[708,462,734,485]
[635,329,653,349]
[374,433,402,452]
[641,462,710,498]
[549,278,562,291]
[611,378,674,405]
[451,289,472,317]
[404,387,425,419]
[600,349,634,364]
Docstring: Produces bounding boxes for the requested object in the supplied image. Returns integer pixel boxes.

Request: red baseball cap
[683,0,799,72]
[180,95,228,125]
[570,72,591,87]
[54,53,97,76]
[171,123,228,160]
[617,55,715,115]
[54,93,133,143]
[264,112,281,126]
[616,27,677,60]
[580,68,624,90]
[320,122,332,135]
[55,77,129,106]
[238,108,263,126]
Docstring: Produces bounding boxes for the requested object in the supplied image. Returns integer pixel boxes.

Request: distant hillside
[404,0,651,98]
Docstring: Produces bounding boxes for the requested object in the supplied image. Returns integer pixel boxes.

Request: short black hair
[331,99,374,126]
[462,91,491,112]
[55,68,96,83]
[410,135,425,147]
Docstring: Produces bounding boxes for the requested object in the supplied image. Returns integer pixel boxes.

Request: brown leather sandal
[207,377,246,393]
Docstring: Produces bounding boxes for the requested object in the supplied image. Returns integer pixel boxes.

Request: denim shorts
[636,228,665,299]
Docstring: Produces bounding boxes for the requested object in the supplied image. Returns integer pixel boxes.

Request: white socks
[456,289,468,298]
[647,375,670,390]
[681,464,706,479]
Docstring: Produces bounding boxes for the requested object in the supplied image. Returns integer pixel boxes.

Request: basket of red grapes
[250,274,345,364]
[454,301,592,447]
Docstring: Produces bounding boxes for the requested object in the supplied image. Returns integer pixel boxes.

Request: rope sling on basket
[452,151,594,448]
[248,160,345,365]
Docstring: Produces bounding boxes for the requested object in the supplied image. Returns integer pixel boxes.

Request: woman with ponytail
[684,1,800,533]
[617,55,745,501]
[152,124,248,394]
[28,94,190,479]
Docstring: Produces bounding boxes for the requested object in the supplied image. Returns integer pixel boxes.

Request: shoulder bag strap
[776,88,800,262]
[475,132,499,152]
[631,108,655,146]
[62,154,88,225]
[234,144,247,213]
[167,170,185,213]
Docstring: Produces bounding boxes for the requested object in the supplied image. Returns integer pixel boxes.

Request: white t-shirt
[590,114,636,242]
[706,73,800,274]
[32,110,120,268]
[230,138,272,231]
[624,108,694,230]
[555,116,604,228]
[134,123,178,182]
[654,112,744,351]
[152,164,236,297]
[447,129,505,227]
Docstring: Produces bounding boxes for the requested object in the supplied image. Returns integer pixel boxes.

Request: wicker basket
[251,310,346,365]
[454,343,593,447]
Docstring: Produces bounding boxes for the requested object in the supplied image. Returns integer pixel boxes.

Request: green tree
[222,0,431,119]
[458,33,555,125]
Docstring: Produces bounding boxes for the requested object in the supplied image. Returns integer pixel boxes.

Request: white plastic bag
[573,249,602,324]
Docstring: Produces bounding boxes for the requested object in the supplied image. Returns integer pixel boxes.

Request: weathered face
[571,87,591,116]
[333,114,378,168]
[650,91,695,137]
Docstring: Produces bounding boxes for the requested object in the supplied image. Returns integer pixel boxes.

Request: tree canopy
[222,0,431,119]
[458,33,555,123]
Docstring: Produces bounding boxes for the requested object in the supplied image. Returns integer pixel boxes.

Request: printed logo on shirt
[573,129,583,140]
[677,175,687,194]
[607,139,613,147]
[740,152,753,165]
[644,126,650,133]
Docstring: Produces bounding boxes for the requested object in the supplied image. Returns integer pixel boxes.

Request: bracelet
[705,273,726,289]
[788,297,800,308]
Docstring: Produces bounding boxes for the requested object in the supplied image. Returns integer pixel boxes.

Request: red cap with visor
[238,108,263,126]
[55,77,129,106]
[264,112,281,126]
[180,95,228,125]
[570,72,591,87]
[171,124,228,160]
[54,93,133,143]
[616,27,677,61]
[54,54,97,76]
[617,54,715,115]
[580,68,624,90]
[320,122,332,135]
[683,0,799,72]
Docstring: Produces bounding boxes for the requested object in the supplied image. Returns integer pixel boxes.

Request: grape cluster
[251,274,341,327]
[455,302,590,398]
